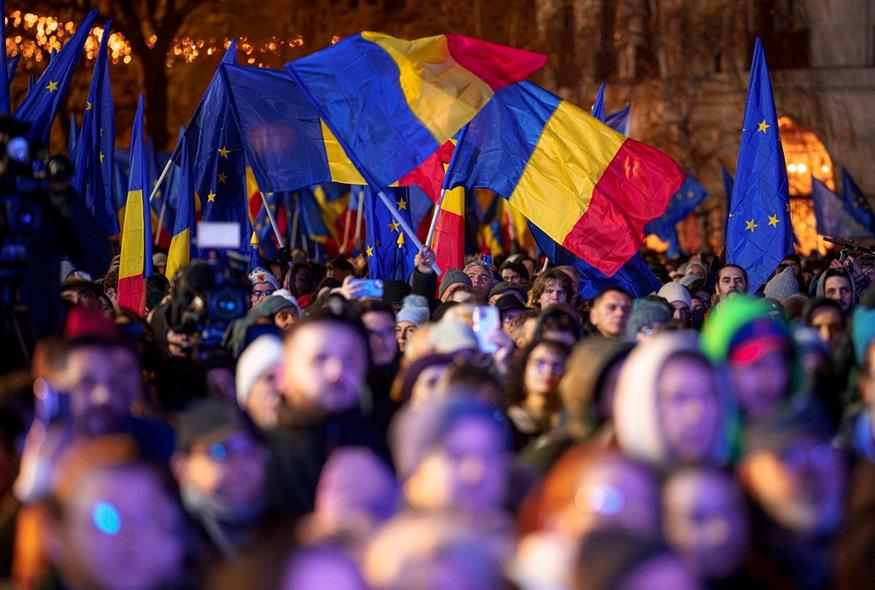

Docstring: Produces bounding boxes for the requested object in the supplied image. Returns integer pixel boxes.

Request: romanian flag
[285,32,547,189]
[117,95,152,315]
[222,63,455,201]
[432,185,466,273]
[166,131,194,280]
[446,82,684,276]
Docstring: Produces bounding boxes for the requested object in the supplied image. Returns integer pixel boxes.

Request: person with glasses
[506,338,571,451]
[172,398,270,560]
[248,267,280,309]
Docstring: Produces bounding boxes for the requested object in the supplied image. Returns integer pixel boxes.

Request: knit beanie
[657,281,692,309]
[396,295,430,326]
[248,267,280,290]
[235,334,283,407]
[489,281,528,303]
[439,269,472,299]
[763,267,799,302]
[624,298,673,341]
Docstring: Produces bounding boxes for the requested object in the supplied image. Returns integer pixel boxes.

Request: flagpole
[153,197,168,245]
[286,67,440,274]
[290,194,300,250]
[260,191,285,249]
[148,159,173,202]
[353,187,364,246]
[425,125,467,248]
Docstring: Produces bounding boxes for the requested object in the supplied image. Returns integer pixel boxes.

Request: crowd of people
[1,239,875,590]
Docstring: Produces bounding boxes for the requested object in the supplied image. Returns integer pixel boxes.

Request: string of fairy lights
[6,10,339,70]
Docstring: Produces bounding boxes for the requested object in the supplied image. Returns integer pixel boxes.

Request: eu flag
[67,116,78,160]
[841,168,875,231]
[812,177,874,238]
[181,42,250,253]
[15,9,97,144]
[726,38,794,292]
[364,187,417,281]
[6,55,17,85]
[72,21,118,237]
[645,175,708,252]
[530,221,660,299]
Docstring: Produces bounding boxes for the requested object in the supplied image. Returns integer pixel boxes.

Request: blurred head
[574,531,700,590]
[702,296,796,421]
[589,288,632,338]
[236,335,283,430]
[510,310,540,349]
[172,400,268,525]
[280,314,369,415]
[358,301,399,367]
[282,546,368,590]
[805,298,845,351]
[391,400,511,514]
[315,448,398,538]
[739,406,845,535]
[499,260,529,285]
[249,267,280,309]
[61,280,102,310]
[60,342,143,437]
[663,468,749,580]
[48,441,188,590]
[521,339,570,403]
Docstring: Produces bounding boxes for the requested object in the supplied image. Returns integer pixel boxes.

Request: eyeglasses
[531,357,565,375]
[195,433,262,462]
[251,288,274,299]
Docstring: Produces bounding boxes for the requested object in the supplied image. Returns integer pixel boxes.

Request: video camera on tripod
[822,235,875,263]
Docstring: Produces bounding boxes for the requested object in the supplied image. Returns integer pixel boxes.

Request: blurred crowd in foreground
[1,243,875,590]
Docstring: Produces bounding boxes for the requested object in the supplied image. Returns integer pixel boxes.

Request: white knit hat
[658,281,692,309]
[235,334,283,407]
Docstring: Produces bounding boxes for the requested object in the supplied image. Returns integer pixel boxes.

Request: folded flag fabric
[446,81,683,276]
[285,32,547,188]
[645,175,708,254]
[811,177,874,239]
[166,130,195,280]
[432,185,466,273]
[841,168,875,231]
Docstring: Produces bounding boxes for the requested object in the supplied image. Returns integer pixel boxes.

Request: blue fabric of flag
[286,34,442,188]
[72,21,118,236]
[530,222,659,299]
[221,63,331,193]
[604,105,631,135]
[811,177,874,238]
[364,187,417,281]
[726,38,794,292]
[591,82,606,121]
[645,175,708,240]
[444,82,559,198]
[15,9,97,144]
[841,168,875,231]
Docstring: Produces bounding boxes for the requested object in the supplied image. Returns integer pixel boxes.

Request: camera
[169,254,249,363]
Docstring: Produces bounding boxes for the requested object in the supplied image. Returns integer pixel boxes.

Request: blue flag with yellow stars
[14,9,97,144]
[72,20,118,237]
[812,177,874,239]
[179,42,250,253]
[364,187,417,281]
[841,168,875,231]
[645,175,708,256]
[726,38,794,292]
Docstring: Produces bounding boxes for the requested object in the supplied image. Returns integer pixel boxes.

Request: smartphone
[197,221,242,250]
[481,254,493,267]
[473,305,500,353]
[350,278,384,299]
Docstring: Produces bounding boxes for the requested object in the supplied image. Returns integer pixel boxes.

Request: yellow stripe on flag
[321,120,367,185]
[361,32,493,144]
[509,100,625,243]
[119,189,146,280]
[166,227,190,280]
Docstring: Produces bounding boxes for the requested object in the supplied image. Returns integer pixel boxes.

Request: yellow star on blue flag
[726,38,794,291]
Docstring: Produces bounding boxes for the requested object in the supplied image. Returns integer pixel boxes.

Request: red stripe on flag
[396,140,454,202]
[561,139,683,275]
[445,34,548,91]
[433,209,465,275]
[117,274,146,316]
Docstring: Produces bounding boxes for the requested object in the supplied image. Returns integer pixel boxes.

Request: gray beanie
[763,266,799,302]
[624,298,673,341]
[396,294,430,326]
[439,269,472,299]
